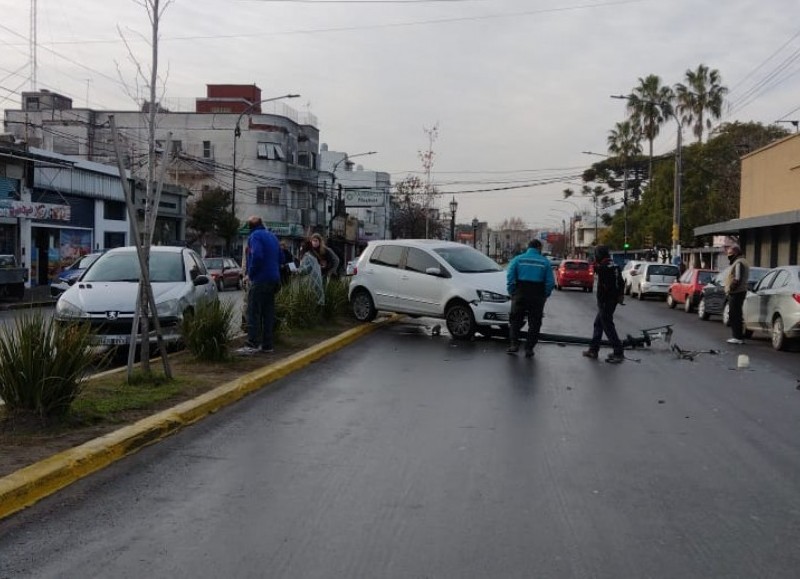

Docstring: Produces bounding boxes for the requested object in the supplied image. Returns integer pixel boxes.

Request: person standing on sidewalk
[724,241,750,345]
[237,216,282,355]
[582,245,625,364]
[505,239,555,358]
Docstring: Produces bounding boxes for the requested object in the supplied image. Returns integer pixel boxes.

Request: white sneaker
[235,345,259,355]
[726,338,744,345]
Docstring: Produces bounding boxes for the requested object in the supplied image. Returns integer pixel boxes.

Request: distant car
[50,252,105,297]
[666,268,717,312]
[55,246,217,348]
[546,255,562,269]
[348,239,510,340]
[629,263,680,300]
[743,265,800,350]
[697,266,769,323]
[621,260,645,295]
[555,259,594,292]
[203,256,243,291]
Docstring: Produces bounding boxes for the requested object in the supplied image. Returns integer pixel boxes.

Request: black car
[696,266,769,324]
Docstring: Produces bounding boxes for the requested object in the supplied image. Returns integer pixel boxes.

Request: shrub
[0,312,101,421]
[181,298,236,362]
[322,277,350,320]
[275,279,323,333]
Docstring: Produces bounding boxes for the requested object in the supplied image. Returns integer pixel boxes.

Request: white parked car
[55,245,217,347]
[348,239,510,340]
[621,260,645,295]
[628,262,680,300]
[743,265,800,350]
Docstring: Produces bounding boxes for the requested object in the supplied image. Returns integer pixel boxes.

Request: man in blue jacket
[506,239,555,357]
[238,215,282,355]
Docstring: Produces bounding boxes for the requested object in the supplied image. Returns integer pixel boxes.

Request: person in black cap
[582,245,625,363]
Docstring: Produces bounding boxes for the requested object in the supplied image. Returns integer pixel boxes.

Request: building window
[257,142,285,161]
[256,187,281,205]
[297,151,311,168]
[156,140,182,153]
[103,200,126,221]
[203,141,212,158]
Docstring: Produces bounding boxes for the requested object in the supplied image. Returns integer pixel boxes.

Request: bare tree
[419,123,440,238]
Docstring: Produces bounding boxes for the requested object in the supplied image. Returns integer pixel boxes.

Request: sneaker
[726,338,744,345]
[506,343,519,355]
[524,350,535,358]
[235,346,259,356]
[582,349,598,359]
[605,353,625,364]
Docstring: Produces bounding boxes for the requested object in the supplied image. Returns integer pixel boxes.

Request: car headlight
[476,290,509,303]
[156,299,180,318]
[55,298,88,320]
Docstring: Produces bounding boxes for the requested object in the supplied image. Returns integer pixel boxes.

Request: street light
[231,93,300,216]
[328,151,377,237]
[449,196,458,241]
[471,217,479,248]
[612,94,682,264]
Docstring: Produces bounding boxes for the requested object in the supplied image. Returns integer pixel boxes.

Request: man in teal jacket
[505,239,555,357]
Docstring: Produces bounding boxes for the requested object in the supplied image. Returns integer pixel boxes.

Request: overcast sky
[2,0,799,231]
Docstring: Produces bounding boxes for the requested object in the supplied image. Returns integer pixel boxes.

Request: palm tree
[627,74,674,180]
[675,64,728,143]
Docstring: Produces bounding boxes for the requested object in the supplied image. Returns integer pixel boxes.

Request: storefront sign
[343,190,385,207]
[0,200,71,221]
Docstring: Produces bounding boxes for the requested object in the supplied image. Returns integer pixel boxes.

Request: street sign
[343,189,385,207]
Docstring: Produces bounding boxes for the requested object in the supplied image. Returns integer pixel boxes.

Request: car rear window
[369,245,404,268]
[647,265,679,277]
[697,271,714,284]
[565,262,589,270]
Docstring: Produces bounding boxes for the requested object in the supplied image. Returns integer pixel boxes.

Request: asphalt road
[1,290,799,578]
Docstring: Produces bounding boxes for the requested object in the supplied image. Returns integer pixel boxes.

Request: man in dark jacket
[238,216,282,355]
[583,245,625,363]
[505,239,555,358]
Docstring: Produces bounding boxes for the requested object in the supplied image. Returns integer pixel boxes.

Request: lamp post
[471,217,479,248]
[449,196,458,241]
[327,151,377,237]
[612,94,682,264]
[231,93,300,217]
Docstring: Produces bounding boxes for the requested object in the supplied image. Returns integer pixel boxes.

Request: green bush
[181,298,236,362]
[0,313,101,421]
[275,279,323,333]
[322,277,350,320]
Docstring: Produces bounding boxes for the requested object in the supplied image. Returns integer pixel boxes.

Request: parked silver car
[628,263,680,300]
[55,246,217,347]
[743,265,800,350]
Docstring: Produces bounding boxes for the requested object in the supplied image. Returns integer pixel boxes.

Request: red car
[666,268,717,312]
[203,257,243,291]
[555,259,594,292]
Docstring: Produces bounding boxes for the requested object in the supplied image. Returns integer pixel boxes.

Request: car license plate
[97,336,130,346]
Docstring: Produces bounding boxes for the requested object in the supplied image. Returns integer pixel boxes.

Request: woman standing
[296,240,325,306]
[310,233,340,278]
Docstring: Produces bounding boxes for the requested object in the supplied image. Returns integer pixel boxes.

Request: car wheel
[722,302,730,326]
[667,293,676,308]
[216,278,224,292]
[351,289,377,322]
[683,295,693,313]
[445,302,476,341]
[771,316,787,351]
[697,298,709,320]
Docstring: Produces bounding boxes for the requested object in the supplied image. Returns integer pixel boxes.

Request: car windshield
[204,258,223,269]
[433,246,502,273]
[83,252,185,283]
[697,271,715,284]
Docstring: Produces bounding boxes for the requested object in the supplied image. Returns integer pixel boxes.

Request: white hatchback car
[348,240,510,340]
[628,262,680,300]
[55,245,217,347]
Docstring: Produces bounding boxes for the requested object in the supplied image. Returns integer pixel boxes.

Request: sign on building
[343,189,385,207]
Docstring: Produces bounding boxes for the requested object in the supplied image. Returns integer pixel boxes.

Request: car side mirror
[193,274,210,286]
[425,266,443,276]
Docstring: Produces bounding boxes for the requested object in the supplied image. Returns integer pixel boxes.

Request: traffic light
[623,241,630,249]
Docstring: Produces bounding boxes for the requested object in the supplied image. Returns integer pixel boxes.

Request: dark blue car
[50,252,105,297]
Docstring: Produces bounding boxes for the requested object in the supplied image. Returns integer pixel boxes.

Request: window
[405,248,441,274]
[203,141,212,158]
[104,200,126,221]
[256,187,281,205]
[257,142,285,161]
[370,245,404,268]
[297,151,311,168]
[772,270,790,289]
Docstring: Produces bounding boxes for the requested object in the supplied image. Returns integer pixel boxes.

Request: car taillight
[793,293,800,305]
[353,265,358,276]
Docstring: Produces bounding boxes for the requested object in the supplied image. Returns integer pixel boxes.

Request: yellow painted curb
[0,317,397,521]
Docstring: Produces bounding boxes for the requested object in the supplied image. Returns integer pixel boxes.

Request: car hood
[465,271,509,296]
[62,281,188,312]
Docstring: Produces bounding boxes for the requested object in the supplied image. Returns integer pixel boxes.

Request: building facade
[695,132,800,267]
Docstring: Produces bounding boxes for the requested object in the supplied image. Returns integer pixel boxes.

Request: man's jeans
[247,280,279,349]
